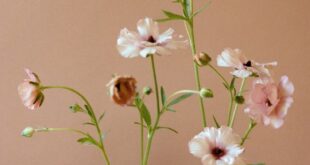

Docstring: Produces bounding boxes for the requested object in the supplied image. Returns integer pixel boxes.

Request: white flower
[117,17,187,58]
[217,48,277,78]
[189,126,245,165]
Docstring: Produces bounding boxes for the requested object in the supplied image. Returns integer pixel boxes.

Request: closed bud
[69,104,84,113]
[21,127,35,137]
[143,87,152,95]
[193,52,211,66]
[235,95,245,104]
[200,88,214,98]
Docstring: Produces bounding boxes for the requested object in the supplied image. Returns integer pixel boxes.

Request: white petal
[137,17,159,39]
[217,48,245,68]
[231,69,252,78]
[117,28,141,58]
[157,28,174,43]
[189,137,209,158]
[140,47,157,57]
[202,154,216,165]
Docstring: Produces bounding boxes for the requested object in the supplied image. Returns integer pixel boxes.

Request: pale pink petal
[279,76,294,97]
[137,18,159,39]
[217,48,244,68]
[189,138,209,158]
[157,28,174,43]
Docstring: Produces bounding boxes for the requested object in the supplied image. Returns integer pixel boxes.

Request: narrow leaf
[134,122,147,128]
[167,93,193,107]
[162,10,187,20]
[192,1,212,17]
[167,108,176,112]
[160,86,166,106]
[77,135,98,146]
[212,115,220,128]
[98,112,106,122]
[135,97,152,126]
[83,122,95,126]
[157,126,178,134]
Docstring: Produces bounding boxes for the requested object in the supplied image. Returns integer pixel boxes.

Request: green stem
[229,78,246,127]
[150,55,160,114]
[36,127,88,136]
[142,55,161,165]
[207,65,234,126]
[240,120,257,146]
[41,86,111,165]
[140,114,144,165]
[184,4,207,128]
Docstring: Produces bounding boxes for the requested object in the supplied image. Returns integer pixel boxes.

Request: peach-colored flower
[189,126,245,165]
[107,75,137,106]
[18,69,44,110]
[117,17,188,58]
[217,48,277,78]
[244,76,294,128]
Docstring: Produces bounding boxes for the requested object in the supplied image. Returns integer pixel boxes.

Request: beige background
[0,0,309,164]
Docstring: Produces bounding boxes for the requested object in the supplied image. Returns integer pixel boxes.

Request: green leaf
[160,86,166,106]
[98,112,106,123]
[192,1,212,17]
[77,134,98,146]
[167,108,176,112]
[156,126,178,134]
[182,0,192,18]
[212,115,220,128]
[162,10,187,21]
[134,122,147,128]
[167,93,193,107]
[83,122,95,126]
[230,77,236,90]
[135,97,152,127]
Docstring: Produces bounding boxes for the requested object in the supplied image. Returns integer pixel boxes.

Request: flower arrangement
[19,1,294,165]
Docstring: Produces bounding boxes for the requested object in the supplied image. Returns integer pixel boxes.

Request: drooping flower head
[244,76,294,129]
[107,75,137,106]
[18,69,44,110]
[217,48,277,78]
[117,17,188,58]
[189,126,245,165]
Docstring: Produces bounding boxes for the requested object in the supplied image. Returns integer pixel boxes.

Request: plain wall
[0,0,309,164]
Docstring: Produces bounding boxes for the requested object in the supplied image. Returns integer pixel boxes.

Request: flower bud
[235,95,245,104]
[69,104,84,113]
[200,88,214,98]
[194,52,211,66]
[143,87,152,95]
[21,127,35,137]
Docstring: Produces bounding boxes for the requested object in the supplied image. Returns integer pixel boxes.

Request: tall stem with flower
[19,70,110,165]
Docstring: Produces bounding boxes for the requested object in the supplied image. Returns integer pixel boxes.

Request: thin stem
[166,90,200,102]
[150,55,160,114]
[142,55,161,165]
[208,64,229,86]
[229,78,246,127]
[184,8,207,128]
[140,114,144,165]
[207,65,234,125]
[36,127,88,136]
[41,86,110,165]
[240,120,257,146]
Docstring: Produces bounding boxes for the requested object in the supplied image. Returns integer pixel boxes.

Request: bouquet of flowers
[19,1,294,165]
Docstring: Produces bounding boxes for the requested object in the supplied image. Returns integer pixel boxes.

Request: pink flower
[18,69,44,110]
[244,76,294,128]
[117,17,188,58]
[189,126,245,165]
[217,48,277,78]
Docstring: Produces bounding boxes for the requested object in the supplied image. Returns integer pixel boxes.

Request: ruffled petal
[117,28,141,58]
[137,17,159,39]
